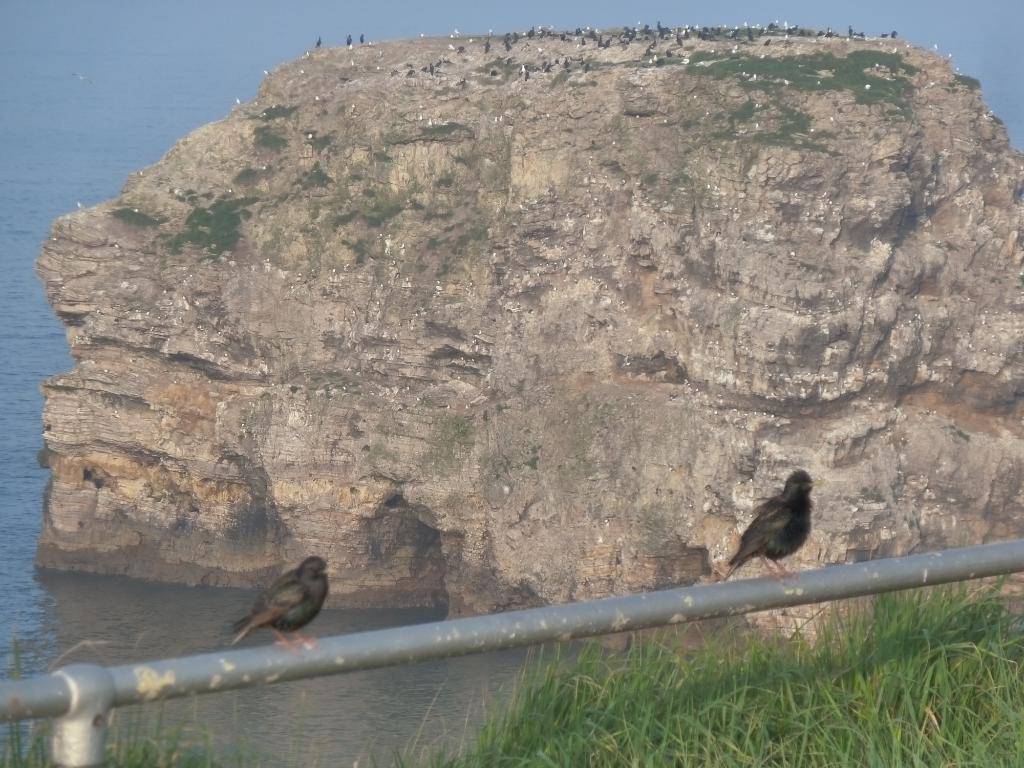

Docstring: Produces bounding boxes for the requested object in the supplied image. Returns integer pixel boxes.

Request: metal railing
[4,539,1024,767]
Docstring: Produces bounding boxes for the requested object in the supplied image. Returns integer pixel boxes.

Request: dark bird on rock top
[231,556,329,646]
[717,470,814,581]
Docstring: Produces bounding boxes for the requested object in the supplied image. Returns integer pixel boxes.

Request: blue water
[1,0,1021,762]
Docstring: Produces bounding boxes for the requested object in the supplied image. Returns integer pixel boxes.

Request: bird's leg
[272,629,303,652]
[290,631,318,650]
[761,557,790,580]
[713,563,735,582]
[773,561,793,578]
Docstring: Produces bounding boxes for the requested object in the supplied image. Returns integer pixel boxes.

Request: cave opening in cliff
[365,492,449,608]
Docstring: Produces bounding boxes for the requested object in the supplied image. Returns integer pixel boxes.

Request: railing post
[50,664,115,768]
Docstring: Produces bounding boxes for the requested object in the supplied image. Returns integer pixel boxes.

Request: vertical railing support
[50,664,115,768]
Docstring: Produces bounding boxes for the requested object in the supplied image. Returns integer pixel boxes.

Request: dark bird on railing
[230,556,329,647]
[717,470,814,581]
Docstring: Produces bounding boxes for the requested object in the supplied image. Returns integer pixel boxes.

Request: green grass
[360,190,405,227]
[2,639,255,767]
[434,172,456,189]
[476,58,520,83]
[341,236,371,264]
[254,125,287,151]
[419,122,472,141]
[427,587,1024,767]
[332,188,406,230]
[419,414,474,474]
[727,104,834,153]
[385,122,473,146]
[110,207,164,227]
[232,167,263,186]
[694,50,919,109]
[256,105,296,120]
[3,722,247,767]
[953,73,982,91]
[167,197,258,256]
[298,163,333,189]
[310,134,333,152]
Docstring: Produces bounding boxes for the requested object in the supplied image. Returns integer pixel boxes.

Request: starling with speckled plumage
[718,470,814,581]
[230,556,329,646]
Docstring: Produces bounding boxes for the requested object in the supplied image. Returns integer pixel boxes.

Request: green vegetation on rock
[420,122,472,140]
[720,102,834,152]
[360,189,405,227]
[257,105,296,120]
[341,236,371,264]
[420,414,474,474]
[694,50,918,109]
[168,196,258,256]
[953,73,981,91]
[232,167,263,186]
[333,187,405,230]
[110,207,164,227]
[434,171,456,188]
[477,58,520,83]
[254,125,287,151]
[298,162,333,189]
[384,121,473,146]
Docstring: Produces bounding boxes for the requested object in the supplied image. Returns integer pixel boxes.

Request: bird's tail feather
[728,548,751,568]
[230,609,280,645]
[230,616,254,646]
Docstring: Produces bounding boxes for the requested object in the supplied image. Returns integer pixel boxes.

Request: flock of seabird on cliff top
[293,21,907,85]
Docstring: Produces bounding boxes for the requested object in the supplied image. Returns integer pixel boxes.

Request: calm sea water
[1,0,1021,763]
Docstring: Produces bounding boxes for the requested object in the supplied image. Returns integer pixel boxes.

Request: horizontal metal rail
[4,539,1024,766]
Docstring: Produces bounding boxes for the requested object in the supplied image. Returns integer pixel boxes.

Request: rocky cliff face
[36,32,1024,615]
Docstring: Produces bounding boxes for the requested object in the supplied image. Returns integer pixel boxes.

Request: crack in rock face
[35,33,1024,621]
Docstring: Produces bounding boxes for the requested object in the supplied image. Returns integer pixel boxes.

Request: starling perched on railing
[717,470,814,581]
[230,556,329,647]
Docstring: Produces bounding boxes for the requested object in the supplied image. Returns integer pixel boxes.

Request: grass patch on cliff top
[426,586,1024,767]
[693,50,918,109]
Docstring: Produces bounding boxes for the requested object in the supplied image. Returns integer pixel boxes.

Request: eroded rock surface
[36,32,1024,614]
